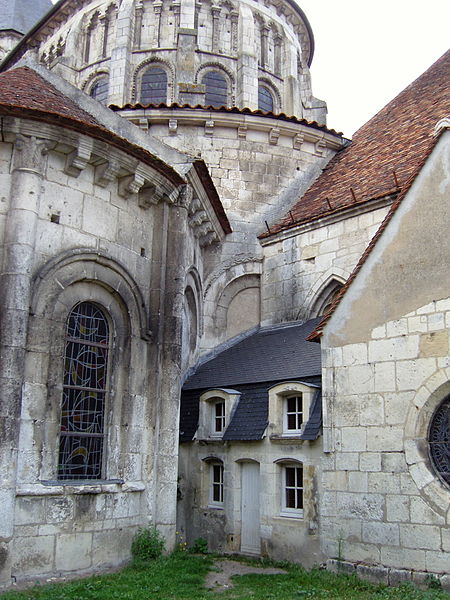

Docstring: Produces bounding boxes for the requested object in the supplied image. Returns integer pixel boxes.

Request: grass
[1,553,448,600]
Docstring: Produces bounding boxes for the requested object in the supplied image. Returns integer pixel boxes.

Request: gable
[322,130,450,347]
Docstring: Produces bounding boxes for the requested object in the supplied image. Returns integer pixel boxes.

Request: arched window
[89,77,109,104]
[140,67,168,104]
[258,85,274,112]
[428,394,450,487]
[58,302,111,480]
[202,71,228,107]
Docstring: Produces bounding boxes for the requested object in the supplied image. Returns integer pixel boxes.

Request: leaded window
[90,77,109,104]
[58,302,110,480]
[428,395,450,486]
[258,85,274,112]
[140,67,167,105]
[202,71,228,107]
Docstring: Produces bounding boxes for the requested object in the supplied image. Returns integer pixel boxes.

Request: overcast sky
[301,0,450,137]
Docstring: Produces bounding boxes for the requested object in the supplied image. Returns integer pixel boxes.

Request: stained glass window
[202,71,228,107]
[90,77,109,104]
[58,302,110,480]
[258,85,274,112]
[140,67,167,104]
[429,395,450,487]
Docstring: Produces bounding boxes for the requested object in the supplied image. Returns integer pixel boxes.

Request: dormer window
[284,395,303,434]
[197,389,240,440]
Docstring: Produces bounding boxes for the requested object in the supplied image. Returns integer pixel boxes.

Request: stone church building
[0,0,448,589]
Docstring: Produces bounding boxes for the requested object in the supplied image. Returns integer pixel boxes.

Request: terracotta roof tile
[261,50,450,239]
[0,66,193,187]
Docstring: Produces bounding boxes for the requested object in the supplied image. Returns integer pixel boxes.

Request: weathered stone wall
[0,116,211,585]
[260,203,391,325]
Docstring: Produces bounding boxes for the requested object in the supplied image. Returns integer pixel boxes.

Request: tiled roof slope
[261,50,450,238]
[0,67,185,187]
[183,318,321,390]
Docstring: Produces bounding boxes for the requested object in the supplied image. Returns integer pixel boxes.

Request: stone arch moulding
[215,273,261,336]
[131,57,176,104]
[195,62,236,105]
[31,248,151,340]
[404,374,450,517]
[302,269,349,320]
[258,77,282,113]
[81,68,110,93]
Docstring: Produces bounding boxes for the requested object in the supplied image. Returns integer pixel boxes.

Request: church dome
[2,0,323,121]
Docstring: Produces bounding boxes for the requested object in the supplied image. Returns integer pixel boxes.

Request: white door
[240,462,260,555]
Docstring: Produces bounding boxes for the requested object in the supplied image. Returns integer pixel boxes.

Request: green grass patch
[1,554,448,600]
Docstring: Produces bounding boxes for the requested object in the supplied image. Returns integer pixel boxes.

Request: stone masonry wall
[320,300,450,582]
[260,204,391,325]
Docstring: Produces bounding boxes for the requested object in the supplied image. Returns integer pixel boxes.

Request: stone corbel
[293,132,304,150]
[238,124,247,139]
[314,137,326,156]
[95,159,121,188]
[138,183,163,208]
[205,120,214,136]
[195,222,212,238]
[118,163,147,197]
[189,209,207,227]
[188,196,202,216]
[64,136,94,177]
[269,128,280,145]
[168,119,178,135]
[200,230,218,247]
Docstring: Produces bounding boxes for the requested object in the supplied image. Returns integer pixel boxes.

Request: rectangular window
[281,465,303,517]
[284,395,303,434]
[210,463,224,506]
[213,400,226,434]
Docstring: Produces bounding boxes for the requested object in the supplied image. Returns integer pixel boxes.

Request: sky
[50,0,449,138]
[300,0,450,137]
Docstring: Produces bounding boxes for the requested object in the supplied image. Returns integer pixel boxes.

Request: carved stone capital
[13,134,54,173]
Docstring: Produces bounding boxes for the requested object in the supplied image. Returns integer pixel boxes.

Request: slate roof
[0,66,231,234]
[0,0,52,35]
[183,318,322,390]
[260,50,450,239]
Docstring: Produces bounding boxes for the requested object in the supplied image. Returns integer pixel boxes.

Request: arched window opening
[258,85,274,112]
[89,77,109,104]
[311,279,344,317]
[140,67,168,104]
[428,394,450,487]
[202,71,228,107]
[58,302,110,481]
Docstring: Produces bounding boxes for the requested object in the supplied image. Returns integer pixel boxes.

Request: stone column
[133,0,143,49]
[151,188,191,549]
[109,0,135,106]
[153,1,163,47]
[236,4,258,109]
[211,4,221,53]
[0,134,50,585]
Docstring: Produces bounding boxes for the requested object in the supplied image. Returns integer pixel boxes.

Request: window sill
[269,434,305,444]
[16,480,145,496]
[278,511,304,520]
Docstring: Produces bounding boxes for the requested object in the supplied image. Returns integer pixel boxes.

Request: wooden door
[240,462,260,555]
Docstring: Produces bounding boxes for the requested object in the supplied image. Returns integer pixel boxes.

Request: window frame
[258,84,274,112]
[209,461,224,508]
[212,399,226,436]
[139,66,168,105]
[280,463,304,519]
[202,70,228,108]
[89,76,110,104]
[283,394,303,435]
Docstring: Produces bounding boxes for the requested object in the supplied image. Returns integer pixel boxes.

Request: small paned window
[90,77,109,104]
[284,395,303,434]
[428,395,450,487]
[282,465,303,517]
[258,85,274,112]
[140,67,168,104]
[58,302,110,480]
[202,71,228,107]
[213,400,226,434]
[210,462,224,506]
